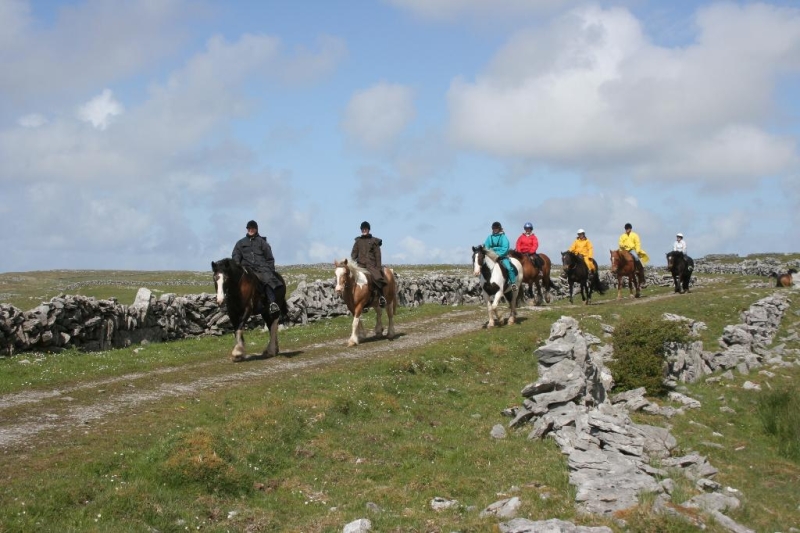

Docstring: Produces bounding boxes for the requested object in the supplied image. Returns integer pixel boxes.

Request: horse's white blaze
[334,266,346,292]
[215,272,225,305]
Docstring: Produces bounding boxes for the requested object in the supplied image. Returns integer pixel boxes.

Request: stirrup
[269,302,280,314]
[378,295,387,308]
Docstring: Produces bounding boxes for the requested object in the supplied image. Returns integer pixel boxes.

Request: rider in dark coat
[351,221,387,307]
[232,220,283,313]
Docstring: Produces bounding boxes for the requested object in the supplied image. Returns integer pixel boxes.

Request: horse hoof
[347,339,358,347]
[230,353,245,362]
[262,349,277,358]
[232,345,245,357]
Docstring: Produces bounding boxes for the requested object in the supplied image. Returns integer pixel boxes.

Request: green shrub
[609,316,689,397]
[757,386,800,462]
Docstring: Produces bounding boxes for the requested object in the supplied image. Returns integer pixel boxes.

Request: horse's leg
[507,287,518,325]
[616,276,623,300]
[232,312,250,361]
[263,314,279,357]
[385,295,395,339]
[373,302,384,338]
[348,313,361,346]
[633,275,640,298]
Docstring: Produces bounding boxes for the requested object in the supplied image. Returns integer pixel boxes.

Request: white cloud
[387,0,573,22]
[77,89,124,130]
[342,82,416,151]
[447,3,800,187]
[17,113,47,128]
[390,236,463,264]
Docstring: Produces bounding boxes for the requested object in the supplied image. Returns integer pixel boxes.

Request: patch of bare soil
[0,307,514,450]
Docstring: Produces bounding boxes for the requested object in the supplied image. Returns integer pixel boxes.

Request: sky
[1,0,799,272]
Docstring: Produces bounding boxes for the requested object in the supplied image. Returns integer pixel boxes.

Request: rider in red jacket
[515,222,543,268]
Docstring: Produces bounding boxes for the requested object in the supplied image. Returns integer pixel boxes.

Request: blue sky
[1,0,798,272]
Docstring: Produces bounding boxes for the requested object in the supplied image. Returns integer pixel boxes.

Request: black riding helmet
[246,220,258,229]
[491,221,502,231]
[360,221,370,231]
[624,223,632,230]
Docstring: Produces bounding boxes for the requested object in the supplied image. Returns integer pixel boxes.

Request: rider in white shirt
[673,233,687,253]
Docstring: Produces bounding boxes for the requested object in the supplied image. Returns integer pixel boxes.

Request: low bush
[609,316,689,396]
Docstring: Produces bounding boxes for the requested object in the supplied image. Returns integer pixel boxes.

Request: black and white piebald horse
[472,245,523,327]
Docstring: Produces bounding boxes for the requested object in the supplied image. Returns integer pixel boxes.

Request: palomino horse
[666,251,693,293]
[212,258,288,361]
[472,245,523,327]
[508,250,553,306]
[334,259,396,346]
[772,268,797,287]
[560,251,598,305]
[610,249,640,299]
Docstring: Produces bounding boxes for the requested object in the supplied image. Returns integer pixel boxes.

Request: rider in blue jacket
[484,221,517,285]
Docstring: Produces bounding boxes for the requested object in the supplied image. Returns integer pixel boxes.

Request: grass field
[0,266,798,532]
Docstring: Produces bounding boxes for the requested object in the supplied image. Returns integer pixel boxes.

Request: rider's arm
[232,242,243,264]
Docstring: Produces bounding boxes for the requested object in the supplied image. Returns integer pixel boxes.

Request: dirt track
[0,306,542,450]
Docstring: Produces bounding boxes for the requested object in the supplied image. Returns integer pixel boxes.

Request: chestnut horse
[772,268,797,287]
[610,249,640,299]
[472,245,523,327]
[334,259,396,346]
[212,258,287,361]
[666,251,693,293]
[508,250,553,305]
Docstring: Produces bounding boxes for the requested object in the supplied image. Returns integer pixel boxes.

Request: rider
[515,222,543,270]
[484,221,517,287]
[618,223,649,286]
[673,233,687,253]
[568,229,598,275]
[351,221,387,308]
[232,220,283,314]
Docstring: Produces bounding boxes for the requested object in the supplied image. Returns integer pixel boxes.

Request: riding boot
[374,289,386,308]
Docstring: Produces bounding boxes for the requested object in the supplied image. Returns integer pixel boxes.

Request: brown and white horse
[212,258,287,361]
[610,249,640,299]
[334,259,396,346]
[772,268,797,287]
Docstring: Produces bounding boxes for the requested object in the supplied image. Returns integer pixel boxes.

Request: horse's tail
[593,270,607,294]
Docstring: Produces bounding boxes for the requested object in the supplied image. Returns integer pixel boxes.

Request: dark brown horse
[508,250,552,305]
[666,251,693,293]
[772,268,797,287]
[212,258,287,361]
[561,251,593,305]
[334,259,397,346]
[610,249,640,299]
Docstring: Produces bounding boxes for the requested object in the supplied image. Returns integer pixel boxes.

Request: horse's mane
[336,258,368,277]
[508,250,523,260]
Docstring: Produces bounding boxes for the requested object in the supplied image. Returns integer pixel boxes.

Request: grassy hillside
[0,268,797,531]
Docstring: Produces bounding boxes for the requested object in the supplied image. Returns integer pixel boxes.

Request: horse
[666,251,693,293]
[560,251,599,305]
[472,245,523,327]
[610,249,640,299]
[212,258,288,361]
[508,250,553,306]
[772,268,797,287]
[334,259,397,347]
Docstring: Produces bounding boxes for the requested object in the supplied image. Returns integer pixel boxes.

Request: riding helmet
[491,221,502,230]
[524,222,533,230]
[360,221,370,230]
[676,233,683,238]
[246,220,258,229]
[624,223,632,230]
[577,228,585,235]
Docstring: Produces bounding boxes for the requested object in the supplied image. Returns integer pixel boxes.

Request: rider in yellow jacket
[568,229,596,272]
[618,223,648,284]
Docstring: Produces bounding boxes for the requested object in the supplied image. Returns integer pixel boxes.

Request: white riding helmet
[676,233,683,238]
[577,228,585,235]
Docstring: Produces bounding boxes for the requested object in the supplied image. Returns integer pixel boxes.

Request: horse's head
[211,259,234,305]
[471,245,486,276]
[561,251,575,274]
[610,250,619,272]
[333,259,349,295]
